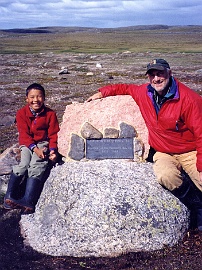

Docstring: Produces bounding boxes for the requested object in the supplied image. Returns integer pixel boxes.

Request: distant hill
[1,25,201,34]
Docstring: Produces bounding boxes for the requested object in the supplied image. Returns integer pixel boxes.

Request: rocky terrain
[0,50,202,153]
[0,28,202,269]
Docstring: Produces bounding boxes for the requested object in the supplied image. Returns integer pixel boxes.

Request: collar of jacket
[28,104,46,117]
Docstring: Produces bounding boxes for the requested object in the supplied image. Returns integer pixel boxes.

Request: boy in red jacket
[4,83,60,214]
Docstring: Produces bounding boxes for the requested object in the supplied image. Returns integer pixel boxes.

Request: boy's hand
[34,147,50,159]
[49,150,58,163]
[34,147,46,159]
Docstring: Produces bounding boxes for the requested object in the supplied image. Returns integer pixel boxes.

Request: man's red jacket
[15,104,59,150]
[99,78,202,172]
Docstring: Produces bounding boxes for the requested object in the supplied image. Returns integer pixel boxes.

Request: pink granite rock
[58,96,149,159]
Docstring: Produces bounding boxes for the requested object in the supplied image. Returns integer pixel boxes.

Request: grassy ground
[0,25,202,54]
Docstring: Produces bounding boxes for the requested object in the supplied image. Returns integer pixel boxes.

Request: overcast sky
[0,0,202,30]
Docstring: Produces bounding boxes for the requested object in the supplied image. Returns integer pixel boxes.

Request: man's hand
[86,92,103,102]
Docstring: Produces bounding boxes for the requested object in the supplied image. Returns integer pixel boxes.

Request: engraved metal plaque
[86,138,134,159]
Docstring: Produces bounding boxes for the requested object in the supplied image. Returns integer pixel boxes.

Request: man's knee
[153,152,183,190]
[155,170,183,191]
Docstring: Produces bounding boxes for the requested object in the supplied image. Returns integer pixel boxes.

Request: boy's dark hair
[26,83,45,97]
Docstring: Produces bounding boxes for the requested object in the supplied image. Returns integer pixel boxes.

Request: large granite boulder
[20,160,189,257]
[58,95,149,159]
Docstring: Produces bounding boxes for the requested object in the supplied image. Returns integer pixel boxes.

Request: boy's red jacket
[16,104,59,150]
[99,78,202,172]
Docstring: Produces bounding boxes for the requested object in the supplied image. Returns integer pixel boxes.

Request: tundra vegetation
[0,25,202,269]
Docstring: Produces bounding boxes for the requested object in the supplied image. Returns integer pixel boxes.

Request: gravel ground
[0,50,202,269]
